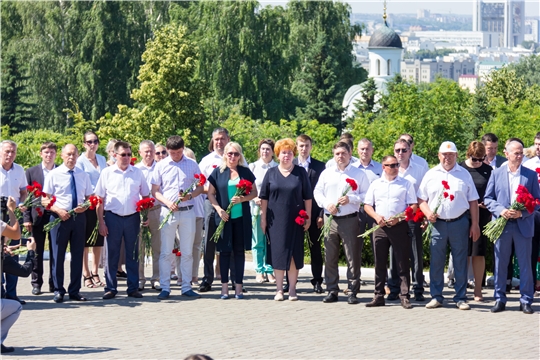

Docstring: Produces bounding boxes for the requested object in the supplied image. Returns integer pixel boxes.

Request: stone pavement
[3,258,539,360]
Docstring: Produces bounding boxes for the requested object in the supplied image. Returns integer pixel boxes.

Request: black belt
[438,212,467,223]
[331,212,358,220]
[105,210,137,218]
[176,205,193,212]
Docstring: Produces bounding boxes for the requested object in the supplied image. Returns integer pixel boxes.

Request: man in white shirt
[399,133,429,173]
[387,139,428,302]
[314,141,369,304]
[521,132,540,297]
[364,155,417,309]
[418,141,480,310]
[96,141,150,299]
[152,136,204,299]
[42,144,93,303]
[1,140,28,304]
[135,140,161,291]
[198,128,230,292]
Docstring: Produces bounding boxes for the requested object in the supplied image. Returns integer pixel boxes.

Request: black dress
[459,161,493,256]
[259,165,313,270]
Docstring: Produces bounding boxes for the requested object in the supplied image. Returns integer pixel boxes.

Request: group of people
[1,129,539,323]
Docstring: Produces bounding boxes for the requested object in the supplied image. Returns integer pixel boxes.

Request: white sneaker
[425,299,443,309]
[456,301,470,310]
[170,274,178,280]
[152,281,162,291]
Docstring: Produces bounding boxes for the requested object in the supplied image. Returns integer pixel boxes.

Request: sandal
[84,276,96,288]
[92,273,105,287]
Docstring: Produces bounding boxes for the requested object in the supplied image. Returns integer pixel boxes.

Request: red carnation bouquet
[172,237,182,257]
[211,179,253,243]
[483,184,540,243]
[358,206,415,239]
[159,173,206,229]
[295,209,311,244]
[44,195,102,234]
[16,181,48,236]
[136,197,156,261]
[421,180,454,243]
[130,157,137,166]
[318,178,358,242]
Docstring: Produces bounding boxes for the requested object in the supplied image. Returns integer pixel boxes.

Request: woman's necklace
[280,165,293,172]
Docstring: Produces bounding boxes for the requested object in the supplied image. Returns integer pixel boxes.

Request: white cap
[438,141,458,153]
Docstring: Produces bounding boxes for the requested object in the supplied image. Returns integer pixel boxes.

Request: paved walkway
[4,257,539,359]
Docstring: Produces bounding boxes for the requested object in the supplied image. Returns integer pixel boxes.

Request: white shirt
[326,156,360,169]
[0,162,27,204]
[411,153,430,173]
[151,155,201,206]
[353,159,382,184]
[398,160,427,193]
[314,163,370,216]
[94,164,150,216]
[135,160,157,194]
[507,166,521,203]
[76,153,107,190]
[199,151,223,179]
[297,156,311,172]
[523,156,540,181]
[249,158,278,215]
[0,220,6,235]
[43,164,93,211]
[417,163,479,220]
[364,175,417,218]
[42,163,54,178]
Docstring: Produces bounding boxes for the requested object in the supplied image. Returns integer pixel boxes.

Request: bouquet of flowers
[421,180,454,243]
[159,173,206,229]
[44,195,102,234]
[172,237,182,257]
[130,157,137,166]
[295,209,311,244]
[358,206,415,239]
[318,178,357,242]
[136,197,156,261]
[210,179,253,243]
[483,184,540,243]
[15,181,48,236]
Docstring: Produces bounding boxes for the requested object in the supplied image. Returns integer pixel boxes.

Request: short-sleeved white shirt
[365,175,417,218]
[135,160,157,194]
[0,162,27,204]
[43,164,93,211]
[398,160,427,193]
[151,155,201,206]
[352,159,382,184]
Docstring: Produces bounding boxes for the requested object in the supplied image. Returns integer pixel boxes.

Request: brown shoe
[365,297,385,307]
[401,298,413,309]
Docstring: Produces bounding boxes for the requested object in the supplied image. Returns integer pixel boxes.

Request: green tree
[506,54,540,87]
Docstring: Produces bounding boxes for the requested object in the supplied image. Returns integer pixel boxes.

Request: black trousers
[307,222,323,284]
[31,215,54,289]
[219,218,245,285]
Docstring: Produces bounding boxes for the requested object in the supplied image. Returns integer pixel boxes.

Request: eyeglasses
[471,156,485,162]
[117,153,132,157]
[156,151,167,155]
[227,152,240,157]
[383,163,399,168]
[85,140,99,145]
[394,148,408,153]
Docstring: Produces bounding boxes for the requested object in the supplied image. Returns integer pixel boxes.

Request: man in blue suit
[484,140,540,314]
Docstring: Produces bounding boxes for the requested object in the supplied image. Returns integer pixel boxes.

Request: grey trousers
[1,298,22,344]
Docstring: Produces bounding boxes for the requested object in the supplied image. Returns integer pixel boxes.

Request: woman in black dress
[459,141,492,301]
[207,142,257,299]
[259,138,312,301]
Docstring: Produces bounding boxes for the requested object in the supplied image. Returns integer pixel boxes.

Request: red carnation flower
[130,157,137,166]
[449,194,455,201]
[345,178,358,191]
[36,207,44,217]
[295,216,305,226]
[299,210,309,219]
[212,165,217,169]
[413,209,425,223]
[172,248,178,254]
[404,206,414,221]
[443,192,449,198]
[442,180,450,190]
[195,173,207,186]
[175,251,182,257]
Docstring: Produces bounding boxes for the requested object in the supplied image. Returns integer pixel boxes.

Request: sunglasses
[117,153,132,157]
[227,152,240,157]
[85,140,99,145]
[471,156,485,162]
[383,163,399,168]
[394,148,408,153]
[156,150,167,155]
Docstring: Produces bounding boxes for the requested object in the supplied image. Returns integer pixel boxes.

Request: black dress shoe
[128,291,143,298]
[282,283,289,293]
[32,286,42,295]
[313,282,323,294]
[365,297,385,307]
[401,298,413,309]
[520,303,534,314]
[53,293,64,303]
[505,283,512,293]
[490,301,506,313]
[198,282,212,292]
[386,293,400,301]
[414,293,425,302]
[49,284,55,293]
[347,294,359,305]
[323,292,338,303]
[116,270,128,278]
[1,344,15,353]
[102,291,116,300]
[69,293,87,301]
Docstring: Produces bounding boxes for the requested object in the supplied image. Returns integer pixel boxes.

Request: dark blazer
[23,164,56,225]
[2,251,36,277]
[293,157,325,221]
[484,164,540,238]
[208,166,256,252]
[494,155,507,168]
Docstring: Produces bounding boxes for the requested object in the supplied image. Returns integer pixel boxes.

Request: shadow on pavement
[3,346,117,356]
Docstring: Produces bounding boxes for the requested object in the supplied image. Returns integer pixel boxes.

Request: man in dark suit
[292,134,326,293]
[482,133,507,169]
[484,140,540,314]
[23,142,57,295]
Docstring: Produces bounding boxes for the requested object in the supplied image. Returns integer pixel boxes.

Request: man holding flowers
[42,144,93,303]
[151,136,204,300]
[95,141,150,300]
[313,141,369,305]
[417,141,480,311]
[484,140,540,314]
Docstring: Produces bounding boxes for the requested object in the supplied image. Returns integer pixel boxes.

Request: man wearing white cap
[417,141,480,310]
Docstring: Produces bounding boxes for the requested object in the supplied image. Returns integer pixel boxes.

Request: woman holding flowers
[459,141,493,301]
[248,139,277,284]
[76,131,108,289]
[207,142,257,299]
[259,138,312,301]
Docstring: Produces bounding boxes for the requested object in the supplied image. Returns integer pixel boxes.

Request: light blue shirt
[76,153,107,191]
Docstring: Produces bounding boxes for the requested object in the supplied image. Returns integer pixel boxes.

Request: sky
[260,0,540,16]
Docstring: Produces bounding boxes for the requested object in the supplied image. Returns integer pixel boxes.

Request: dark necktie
[68,169,78,209]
